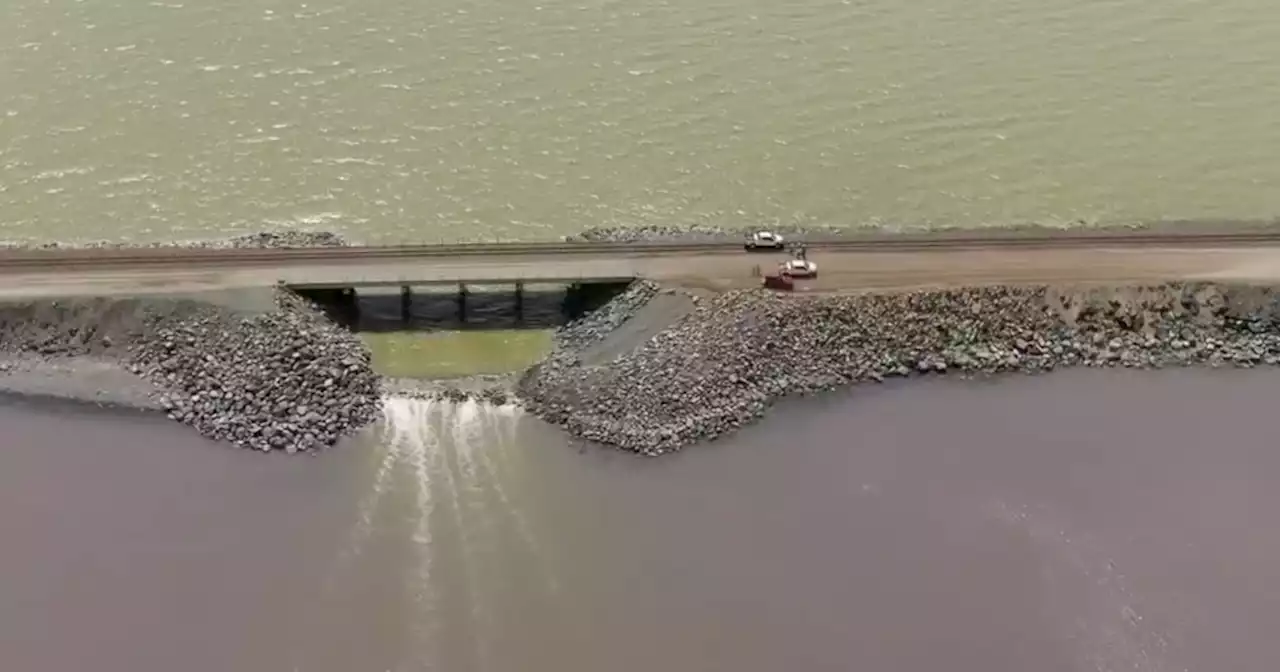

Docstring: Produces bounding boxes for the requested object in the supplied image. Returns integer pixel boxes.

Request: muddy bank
[518,281,1280,454]
[0,354,164,411]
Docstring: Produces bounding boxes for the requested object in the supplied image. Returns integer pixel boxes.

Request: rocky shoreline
[0,229,381,453]
[11,225,1280,457]
[0,229,529,452]
[29,276,1271,458]
[517,281,1280,455]
[8,219,1278,249]
[560,219,1280,243]
[0,290,383,453]
[0,226,525,451]
[2,229,351,250]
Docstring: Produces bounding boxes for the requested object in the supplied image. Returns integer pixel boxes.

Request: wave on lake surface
[5,0,1280,242]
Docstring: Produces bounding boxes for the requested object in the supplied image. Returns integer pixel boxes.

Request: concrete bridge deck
[3,232,1280,299]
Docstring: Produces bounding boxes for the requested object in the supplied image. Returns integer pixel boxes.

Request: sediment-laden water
[5,367,1280,671]
[4,0,1280,243]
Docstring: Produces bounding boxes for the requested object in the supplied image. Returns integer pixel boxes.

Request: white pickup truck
[744,231,786,251]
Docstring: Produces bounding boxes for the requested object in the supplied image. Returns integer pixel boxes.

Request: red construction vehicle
[762,272,795,291]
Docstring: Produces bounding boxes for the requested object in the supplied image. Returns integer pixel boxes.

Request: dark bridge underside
[292,280,636,331]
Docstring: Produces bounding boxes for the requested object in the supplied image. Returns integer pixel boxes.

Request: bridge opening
[290,280,637,333]
[290,280,636,379]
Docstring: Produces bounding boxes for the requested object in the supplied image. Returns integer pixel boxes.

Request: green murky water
[4,0,1280,244]
[363,330,553,379]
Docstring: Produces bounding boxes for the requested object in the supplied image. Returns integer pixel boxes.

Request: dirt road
[2,244,1280,299]
[650,246,1280,292]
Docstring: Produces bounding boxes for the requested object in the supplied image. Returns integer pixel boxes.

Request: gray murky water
[6,367,1280,671]
[4,0,1280,243]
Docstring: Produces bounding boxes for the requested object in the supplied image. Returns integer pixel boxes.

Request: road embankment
[10,224,1280,455]
[0,230,385,453]
[518,281,1280,455]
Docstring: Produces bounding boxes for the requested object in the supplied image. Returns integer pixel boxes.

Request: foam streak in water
[374,396,555,666]
[385,397,439,547]
[315,396,421,595]
[474,403,563,597]
[380,396,443,661]
[431,399,488,671]
[450,399,482,490]
[299,398,437,670]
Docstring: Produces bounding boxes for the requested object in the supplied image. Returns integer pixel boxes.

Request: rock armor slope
[129,290,383,452]
[519,282,1280,455]
[0,230,381,452]
[0,292,381,453]
[7,229,350,250]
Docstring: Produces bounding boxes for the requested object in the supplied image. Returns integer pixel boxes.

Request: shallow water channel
[4,367,1280,671]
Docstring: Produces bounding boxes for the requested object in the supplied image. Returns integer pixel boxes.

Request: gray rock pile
[562,221,1121,243]
[554,279,662,351]
[0,228,384,452]
[220,230,350,249]
[390,384,513,406]
[519,282,1280,455]
[564,223,847,243]
[518,280,661,382]
[127,290,382,452]
[5,229,351,250]
[0,297,195,357]
[0,290,382,453]
[560,220,1231,243]
[383,373,522,406]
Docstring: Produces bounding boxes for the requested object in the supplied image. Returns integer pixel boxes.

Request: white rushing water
[329,395,558,665]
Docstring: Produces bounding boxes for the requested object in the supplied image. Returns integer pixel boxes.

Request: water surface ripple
[3,0,1280,242]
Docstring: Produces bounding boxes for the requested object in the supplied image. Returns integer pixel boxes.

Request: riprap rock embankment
[0,289,382,452]
[519,282,1280,455]
[0,230,382,453]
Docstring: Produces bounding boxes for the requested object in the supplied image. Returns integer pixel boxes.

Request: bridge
[3,229,1280,304]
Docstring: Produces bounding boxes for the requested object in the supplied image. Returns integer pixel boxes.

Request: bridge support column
[563,283,582,321]
[458,283,469,324]
[399,285,412,326]
[514,282,525,324]
[340,288,360,329]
